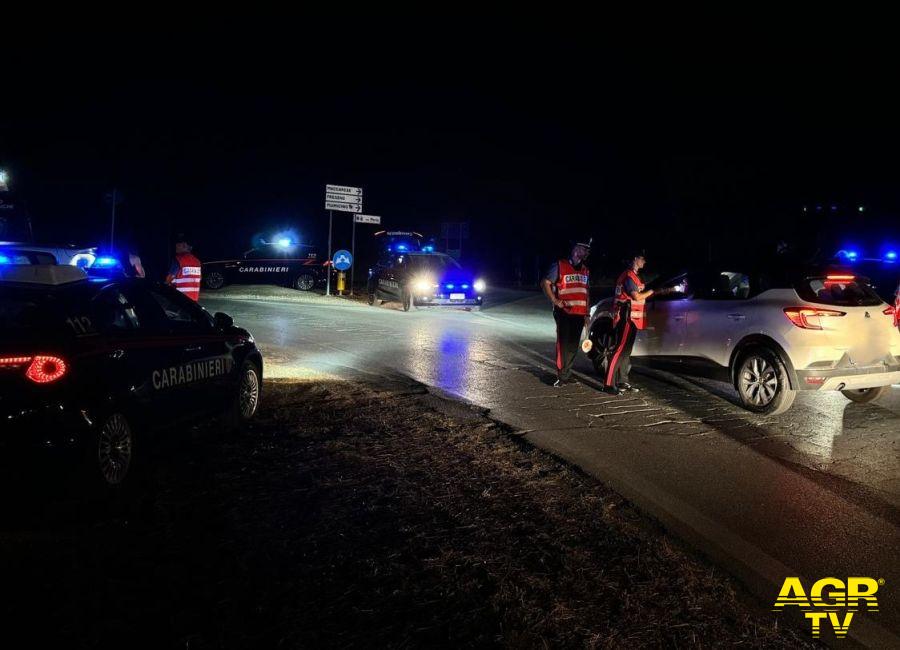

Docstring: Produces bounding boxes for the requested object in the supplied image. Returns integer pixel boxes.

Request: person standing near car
[541,238,592,387]
[165,234,202,302]
[604,251,655,395]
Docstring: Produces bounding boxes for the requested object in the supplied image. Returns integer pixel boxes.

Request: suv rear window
[795,275,883,307]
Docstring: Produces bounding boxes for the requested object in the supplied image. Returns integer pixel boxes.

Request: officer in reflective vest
[541,238,592,387]
[165,234,202,302]
[604,251,655,395]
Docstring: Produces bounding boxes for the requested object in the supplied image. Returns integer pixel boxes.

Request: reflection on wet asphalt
[203,286,900,643]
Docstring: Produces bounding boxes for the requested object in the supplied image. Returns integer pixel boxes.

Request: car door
[638,273,690,359]
[88,284,182,424]
[144,284,230,418]
[378,256,403,301]
[683,270,754,368]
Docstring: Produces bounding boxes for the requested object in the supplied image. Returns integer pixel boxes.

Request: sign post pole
[350,216,357,295]
[326,209,333,296]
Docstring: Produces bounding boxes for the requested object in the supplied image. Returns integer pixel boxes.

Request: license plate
[450,293,465,300]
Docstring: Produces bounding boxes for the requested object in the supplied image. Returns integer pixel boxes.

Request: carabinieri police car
[202,242,325,291]
[0,264,263,487]
[367,249,486,311]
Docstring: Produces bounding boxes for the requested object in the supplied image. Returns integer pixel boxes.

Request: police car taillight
[0,355,68,383]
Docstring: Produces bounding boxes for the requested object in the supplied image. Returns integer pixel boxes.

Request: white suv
[586,266,900,414]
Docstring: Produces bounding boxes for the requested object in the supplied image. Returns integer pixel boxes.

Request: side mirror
[214,312,234,330]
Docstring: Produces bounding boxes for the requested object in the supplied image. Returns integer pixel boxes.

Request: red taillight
[783,307,846,330]
[885,305,896,316]
[0,355,68,383]
[825,274,855,281]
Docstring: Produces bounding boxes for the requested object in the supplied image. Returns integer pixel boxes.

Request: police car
[367,249,485,311]
[202,242,325,291]
[586,264,900,415]
[0,241,99,267]
[0,264,263,487]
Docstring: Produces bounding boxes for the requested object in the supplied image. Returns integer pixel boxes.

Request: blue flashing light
[461,283,470,289]
[445,283,455,289]
[93,256,119,268]
[276,237,292,248]
[845,250,859,261]
[396,244,408,251]
[0,253,10,264]
[422,245,435,252]
[886,251,898,261]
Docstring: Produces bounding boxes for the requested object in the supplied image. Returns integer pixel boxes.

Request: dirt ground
[0,380,815,649]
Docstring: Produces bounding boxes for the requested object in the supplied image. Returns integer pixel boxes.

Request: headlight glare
[473,279,486,292]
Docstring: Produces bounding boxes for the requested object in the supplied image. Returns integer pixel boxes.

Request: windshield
[408,254,461,272]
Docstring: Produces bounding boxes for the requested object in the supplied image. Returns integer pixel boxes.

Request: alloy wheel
[240,366,260,419]
[739,356,779,406]
[97,414,133,485]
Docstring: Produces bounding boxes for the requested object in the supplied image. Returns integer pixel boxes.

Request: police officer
[604,251,655,395]
[165,234,202,302]
[542,238,592,387]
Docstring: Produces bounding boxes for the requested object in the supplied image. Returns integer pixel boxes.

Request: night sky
[2,25,898,280]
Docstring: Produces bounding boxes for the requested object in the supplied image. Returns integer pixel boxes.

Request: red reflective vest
[173,252,202,302]
[614,269,646,330]
[555,259,590,316]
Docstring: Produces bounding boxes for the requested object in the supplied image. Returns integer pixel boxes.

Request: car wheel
[367,291,376,306]
[402,290,413,312]
[94,412,134,486]
[590,319,616,378]
[204,271,225,290]
[294,273,316,291]
[735,348,796,415]
[841,386,890,403]
[223,360,262,431]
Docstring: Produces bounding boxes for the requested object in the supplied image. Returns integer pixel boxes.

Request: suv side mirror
[214,312,234,329]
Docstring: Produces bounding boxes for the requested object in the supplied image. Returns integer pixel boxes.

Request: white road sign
[325,184,362,197]
[325,201,362,213]
[325,193,362,204]
[354,214,381,224]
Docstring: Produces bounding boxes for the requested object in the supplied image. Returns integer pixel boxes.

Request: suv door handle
[184,345,203,352]
[109,349,125,360]
[727,313,746,321]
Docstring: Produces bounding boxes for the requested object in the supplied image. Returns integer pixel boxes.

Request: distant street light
[0,169,8,192]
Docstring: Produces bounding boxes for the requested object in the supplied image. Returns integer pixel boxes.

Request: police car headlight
[70,253,96,268]
[473,279,486,292]
[413,277,435,294]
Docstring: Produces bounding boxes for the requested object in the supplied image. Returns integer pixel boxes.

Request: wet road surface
[203,286,900,647]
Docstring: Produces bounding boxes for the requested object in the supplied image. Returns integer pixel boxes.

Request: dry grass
[0,380,816,649]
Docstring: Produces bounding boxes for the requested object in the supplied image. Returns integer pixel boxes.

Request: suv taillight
[885,305,896,316]
[783,307,846,330]
[0,355,68,383]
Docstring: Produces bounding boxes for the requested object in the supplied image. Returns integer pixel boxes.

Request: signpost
[324,185,363,295]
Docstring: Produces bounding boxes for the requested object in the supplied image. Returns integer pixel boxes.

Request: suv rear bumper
[795,365,900,391]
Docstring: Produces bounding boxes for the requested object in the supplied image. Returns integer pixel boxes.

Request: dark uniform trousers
[606,302,637,387]
[554,308,585,381]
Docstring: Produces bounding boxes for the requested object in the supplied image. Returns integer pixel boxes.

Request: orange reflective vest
[614,269,646,330]
[555,259,590,316]
[173,252,202,302]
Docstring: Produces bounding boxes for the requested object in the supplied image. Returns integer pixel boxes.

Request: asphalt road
[203,285,900,648]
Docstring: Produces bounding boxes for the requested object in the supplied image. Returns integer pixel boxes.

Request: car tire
[204,271,226,290]
[841,386,890,403]
[402,290,413,312]
[367,291,376,306]
[734,347,796,415]
[223,360,262,432]
[294,273,316,291]
[589,318,616,378]
[90,412,135,487]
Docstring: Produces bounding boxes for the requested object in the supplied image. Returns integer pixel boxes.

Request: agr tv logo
[773,576,884,638]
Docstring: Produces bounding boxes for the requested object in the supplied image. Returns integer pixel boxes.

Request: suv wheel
[841,386,890,403]
[204,271,225,290]
[402,290,414,312]
[735,348,796,415]
[589,318,616,377]
[294,273,316,291]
